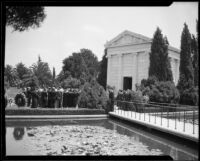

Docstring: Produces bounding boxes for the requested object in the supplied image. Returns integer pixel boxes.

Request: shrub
[148,81,180,104]
[5,108,106,115]
[61,77,81,89]
[116,90,145,112]
[78,80,109,110]
[179,86,198,106]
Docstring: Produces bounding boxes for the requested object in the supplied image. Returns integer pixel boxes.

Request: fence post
[144,105,145,121]
[167,109,169,128]
[183,110,185,132]
[161,106,163,126]
[175,111,177,130]
[193,109,195,134]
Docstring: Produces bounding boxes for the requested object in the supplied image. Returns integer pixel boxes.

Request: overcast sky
[5,2,198,75]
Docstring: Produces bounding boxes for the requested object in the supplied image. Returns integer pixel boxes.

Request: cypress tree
[97,48,108,90]
[53,67,56,80]
[149,27,173,81]
[191,20,198,87]
[177,23,194,91]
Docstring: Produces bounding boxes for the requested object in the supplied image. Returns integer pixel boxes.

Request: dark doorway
[123,77,132,90]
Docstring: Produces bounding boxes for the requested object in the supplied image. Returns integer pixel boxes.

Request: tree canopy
[149,27,173,82]
[15,62,30,80]
[6,6,46,32]
[97,48,107,90]
[62,48,99,84]
[177,23,194,91]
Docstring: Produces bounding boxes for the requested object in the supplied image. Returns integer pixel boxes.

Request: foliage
[22,72,39,88]
[179,86,199,106]
[62,52,89,83]
[78,80,109,109]
[53,67,56,80]
[6,6,46,32]
[140,76,158,93]
[5,108,106,115]
[61,77,81,89]
[97,49,107,90]
[4,64,19,87]
[191,21,198,87]
[62,48,99,84]
[149,27,173,82]
[15,62,30,81]
[116,90,146,111]
[30,57,53,87]
[148,81,180,104]
[177,23,194,92]
[80,49,99,78]
[15,93,26,107]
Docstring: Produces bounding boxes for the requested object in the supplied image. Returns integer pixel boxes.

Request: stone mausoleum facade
[105,30,180,94]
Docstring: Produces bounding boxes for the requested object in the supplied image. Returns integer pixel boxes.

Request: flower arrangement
[14,93,26,107]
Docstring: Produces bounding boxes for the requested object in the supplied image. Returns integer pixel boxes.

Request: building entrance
[123,77,132,90]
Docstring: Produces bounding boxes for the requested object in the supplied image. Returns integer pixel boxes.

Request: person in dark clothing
[31,88,39,108]
[26,87,32,107]
[55,90,62,108]
[41,88,48,108]
[51,87,57,108]
[109,89,114,112]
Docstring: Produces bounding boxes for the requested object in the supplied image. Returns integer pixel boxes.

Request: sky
[5,2,198,75]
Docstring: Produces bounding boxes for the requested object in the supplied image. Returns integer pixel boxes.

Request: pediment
[105,30,152,48]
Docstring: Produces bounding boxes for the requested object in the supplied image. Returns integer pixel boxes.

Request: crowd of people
[21,86,80,108]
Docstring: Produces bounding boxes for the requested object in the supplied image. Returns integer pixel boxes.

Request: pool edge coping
[5,114,109,119]
[109,112,199,143]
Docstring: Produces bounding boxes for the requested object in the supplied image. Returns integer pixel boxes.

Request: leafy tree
[62,49,99,82]
[61,77,81,89]
[97,48,107,90]
[177,23,194,91]
[149,27,173,82]
[80,49,99,78]
[30,56,53,87]
[4,64,19,87]
[6,6,46,32]
[78,79,108,109]
[15,62,30,80]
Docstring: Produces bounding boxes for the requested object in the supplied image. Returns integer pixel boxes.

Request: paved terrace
[109,107,199,143]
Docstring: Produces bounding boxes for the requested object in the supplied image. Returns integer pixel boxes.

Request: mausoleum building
[105,30,180,94]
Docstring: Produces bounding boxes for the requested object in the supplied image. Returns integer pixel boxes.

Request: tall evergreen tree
[191,20,198,87]
[177,23,194,91]
[53,67,56,80]
[97,49,108,90]
[149,27,173,82]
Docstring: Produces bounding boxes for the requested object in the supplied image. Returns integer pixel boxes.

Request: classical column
[107,55,111,89]
[175,59,180,85]
[132,52,138,91]
[118,54,123,91]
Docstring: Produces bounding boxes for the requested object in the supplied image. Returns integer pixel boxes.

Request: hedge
[5,108,106,115]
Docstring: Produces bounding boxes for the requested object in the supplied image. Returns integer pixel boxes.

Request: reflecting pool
[6,118,198,160]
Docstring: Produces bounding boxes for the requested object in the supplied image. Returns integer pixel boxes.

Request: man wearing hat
[31,87,39,108]
[41,87,48,108]
[27,87,32,107]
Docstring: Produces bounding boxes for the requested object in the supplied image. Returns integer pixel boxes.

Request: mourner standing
[31,87,39,108]
[27,87,32,107]
[41,88,48,108]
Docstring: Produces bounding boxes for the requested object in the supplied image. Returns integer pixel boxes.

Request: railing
[112,100,199,136]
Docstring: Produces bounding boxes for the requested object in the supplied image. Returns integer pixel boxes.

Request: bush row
[5,108,106,115]
[116,90,148,112]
